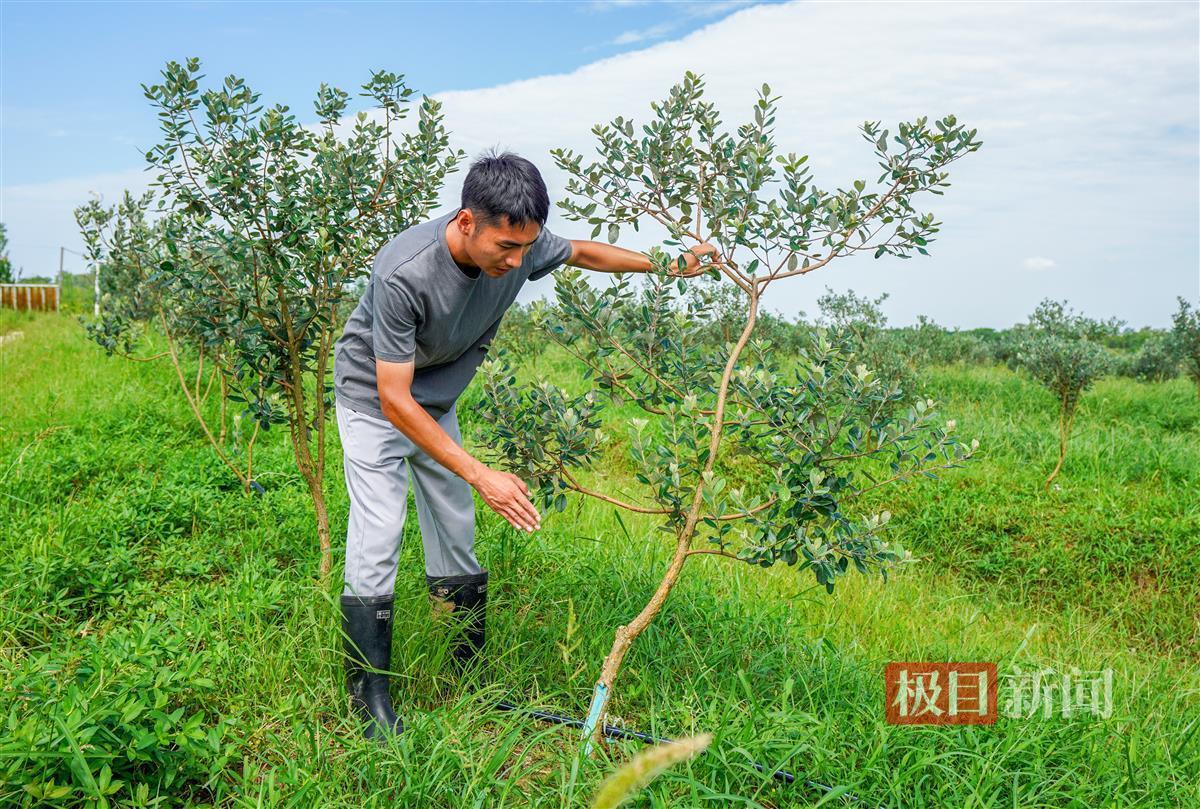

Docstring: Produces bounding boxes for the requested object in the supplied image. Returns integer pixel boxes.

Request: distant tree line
[495,287,1200,391]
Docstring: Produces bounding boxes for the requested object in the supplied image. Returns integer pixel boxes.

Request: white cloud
[1022,257,1057,271]
[593,0,757,48]
[613,22,676,45]
[688,0,757,18]
[3,0,1196,327]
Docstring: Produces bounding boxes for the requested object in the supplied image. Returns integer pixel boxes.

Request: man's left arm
[565,239,718,277]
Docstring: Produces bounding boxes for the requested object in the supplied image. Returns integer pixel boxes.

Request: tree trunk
[1044,397,1073,490]
[277,285,332,580]
[289,428,332,580]
[217,371,228,446]
[584,532,694,751]
[581,288,760,754]
[308,470,333,580]
[157,310,250,491]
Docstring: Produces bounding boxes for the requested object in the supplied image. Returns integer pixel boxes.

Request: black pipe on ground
[492,699,863,804]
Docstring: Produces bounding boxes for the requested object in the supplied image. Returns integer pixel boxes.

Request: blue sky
[2,1,1197,328]
[2,0,764,185]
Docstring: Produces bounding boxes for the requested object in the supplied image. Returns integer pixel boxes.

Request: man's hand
[468,465,542,533]
[377,359,542,533]
[566,239,721,275]
[678,242,718,275]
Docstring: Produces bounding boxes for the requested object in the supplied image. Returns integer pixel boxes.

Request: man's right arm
[376,359,541,533]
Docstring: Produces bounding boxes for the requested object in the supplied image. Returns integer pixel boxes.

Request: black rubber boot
[426,570,488,672]
[340,593,404,740]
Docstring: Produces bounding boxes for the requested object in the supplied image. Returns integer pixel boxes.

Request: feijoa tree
[477,72,982,749]
[1015,299,1113,489]
[76,190,263,492]
[0,223,13,284]
[136,58,464,578]
[491,300,555,367]
[1171,297,1200,397]
[1123,333,1179,383]
[815,287,923,414]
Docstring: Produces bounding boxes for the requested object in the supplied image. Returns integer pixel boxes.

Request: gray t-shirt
[333,206,573,421]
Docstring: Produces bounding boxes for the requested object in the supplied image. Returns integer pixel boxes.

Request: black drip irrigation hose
[492,699,864,804]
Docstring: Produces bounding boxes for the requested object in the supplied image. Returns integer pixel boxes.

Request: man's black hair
[460,148,550,230]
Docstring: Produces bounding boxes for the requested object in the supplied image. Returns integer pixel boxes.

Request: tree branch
[560,466,673,515]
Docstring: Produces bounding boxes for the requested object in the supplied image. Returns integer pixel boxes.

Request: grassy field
[2,312,1198,807]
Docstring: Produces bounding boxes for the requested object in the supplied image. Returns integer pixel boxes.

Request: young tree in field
[1016,299,1112,490]
[815,287,921,415]
[0,223,13,284]
[1122,333,1179,383]
[137,58,464,578]
[900,314,972,367]
[76,191,265,492]
[491,300,555,367]
[478,73,982,749]
[1171,297,1200,397]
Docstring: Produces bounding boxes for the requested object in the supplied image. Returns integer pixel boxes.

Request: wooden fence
[0,284,60,312]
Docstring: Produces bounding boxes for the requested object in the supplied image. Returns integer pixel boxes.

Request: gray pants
[336,400,484,598]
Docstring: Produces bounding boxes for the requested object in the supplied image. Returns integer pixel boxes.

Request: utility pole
[58,246,86,315]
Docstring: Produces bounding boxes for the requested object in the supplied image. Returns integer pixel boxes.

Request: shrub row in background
[498,292,1198,382]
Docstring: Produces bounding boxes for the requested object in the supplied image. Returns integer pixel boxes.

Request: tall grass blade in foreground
[591,733,713,809]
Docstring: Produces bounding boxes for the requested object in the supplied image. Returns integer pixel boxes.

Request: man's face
[460,210,541,278]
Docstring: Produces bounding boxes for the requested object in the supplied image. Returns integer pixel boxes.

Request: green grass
[2,313,1198,807]
[0,308,38,336]
[871,365,1200,654]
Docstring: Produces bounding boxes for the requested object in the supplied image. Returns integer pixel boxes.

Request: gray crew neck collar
[437,207,480,285]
